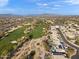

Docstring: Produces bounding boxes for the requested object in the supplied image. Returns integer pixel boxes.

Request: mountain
[0,14,19,16]
[26,13,62,16]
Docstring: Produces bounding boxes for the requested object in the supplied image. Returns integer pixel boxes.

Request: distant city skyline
[0,0,79,15]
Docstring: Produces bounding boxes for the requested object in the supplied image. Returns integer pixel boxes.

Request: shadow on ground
[71,50,79,59]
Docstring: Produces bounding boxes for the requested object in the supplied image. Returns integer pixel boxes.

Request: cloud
[0,0,8,7]
[37,3,48,7]
[25,0,40,3]
[65,0,79,5]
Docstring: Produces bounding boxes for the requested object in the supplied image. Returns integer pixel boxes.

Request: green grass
[27,22,46,39]
[0,21,48,56]
[28,24,44,38]
[75,38,79,45]
[0,26,26,56]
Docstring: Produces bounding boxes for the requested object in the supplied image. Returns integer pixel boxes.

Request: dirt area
[11,36,52,59]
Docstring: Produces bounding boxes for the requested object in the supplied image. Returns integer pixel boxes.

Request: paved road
[56,28,79,59]
[50,26,69,59]
[57,28,79,50]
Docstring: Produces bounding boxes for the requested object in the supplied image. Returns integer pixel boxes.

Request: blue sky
[0,0,79,15]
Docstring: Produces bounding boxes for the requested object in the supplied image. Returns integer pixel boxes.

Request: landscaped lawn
[0,21,48,56]
[27,22,46,39]
[0,26,26,56]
